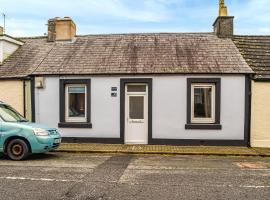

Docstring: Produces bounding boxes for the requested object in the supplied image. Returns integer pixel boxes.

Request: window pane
[68,86,85,93]
[0,104,26,122]
[129,96,144,119]
[194,87,212,118]
[127,85,146,92]
[68,86,86,118]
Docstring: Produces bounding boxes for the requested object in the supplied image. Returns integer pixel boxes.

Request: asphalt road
[0,153,270,200]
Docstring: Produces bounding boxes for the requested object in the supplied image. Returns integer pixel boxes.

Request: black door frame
[120,78,153,144]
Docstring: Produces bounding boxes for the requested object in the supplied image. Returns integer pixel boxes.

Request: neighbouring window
[59,79,91,128]
[186,78,221,130]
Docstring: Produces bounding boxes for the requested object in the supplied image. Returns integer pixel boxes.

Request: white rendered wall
[35,77,120,138]
[152,76,245,140]
[0,40,20,63]
[35,75,246,140]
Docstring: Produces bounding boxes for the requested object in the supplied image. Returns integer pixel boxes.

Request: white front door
[125,84,148,144]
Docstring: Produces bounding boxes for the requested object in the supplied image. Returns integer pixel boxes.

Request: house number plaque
[111,87,117,97]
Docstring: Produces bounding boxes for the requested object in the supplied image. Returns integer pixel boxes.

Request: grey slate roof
[233,36,270,79]
[0,33,253,78]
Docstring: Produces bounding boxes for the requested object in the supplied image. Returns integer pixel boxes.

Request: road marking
[118,181,270,189]
[209,185,270,189]
[0,176,82,182]
[4,176,269,189]
[235,162,267,169]
[242,185,270,188]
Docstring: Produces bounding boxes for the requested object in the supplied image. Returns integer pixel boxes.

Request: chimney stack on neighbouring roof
[213,0,234,38]
[47,17,76,42]
[0,26,3,35]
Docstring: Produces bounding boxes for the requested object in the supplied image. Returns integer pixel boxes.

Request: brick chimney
[47,17,76,42]
[213,0,234,38]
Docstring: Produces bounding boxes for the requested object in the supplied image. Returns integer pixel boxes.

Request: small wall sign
[111,87,117,91]
[111,92,117,97]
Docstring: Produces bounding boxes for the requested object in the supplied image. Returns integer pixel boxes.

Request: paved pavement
[0,152,270,200]
[57,143,270,156]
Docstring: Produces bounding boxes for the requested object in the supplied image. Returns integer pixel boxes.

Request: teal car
[0,101,61,160]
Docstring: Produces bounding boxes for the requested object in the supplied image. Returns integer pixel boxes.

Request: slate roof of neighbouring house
[233,36,270,79]
[0,33,253,78]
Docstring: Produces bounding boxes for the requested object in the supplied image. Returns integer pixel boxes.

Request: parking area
[0,152,270,200]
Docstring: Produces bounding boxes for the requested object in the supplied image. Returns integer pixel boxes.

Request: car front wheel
[6,139,30,160]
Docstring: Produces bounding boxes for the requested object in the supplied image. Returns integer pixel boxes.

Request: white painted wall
[35,75,246,140]
[2,40,19,60]
[35,77,120,138]
[0,36,23,63]
[152,76,245,140]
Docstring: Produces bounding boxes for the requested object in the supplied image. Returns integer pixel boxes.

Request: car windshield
[0,104,28,122]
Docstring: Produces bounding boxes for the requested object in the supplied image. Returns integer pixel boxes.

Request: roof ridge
[76,32,215,37]
[16,32,215,39]
[234,35,270,38]
[17,36,47,40]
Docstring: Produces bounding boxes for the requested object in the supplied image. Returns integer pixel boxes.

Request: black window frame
[58,79,92,128]
[185,78,222,130]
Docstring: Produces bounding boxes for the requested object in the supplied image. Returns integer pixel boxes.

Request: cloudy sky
[1,0,270,36]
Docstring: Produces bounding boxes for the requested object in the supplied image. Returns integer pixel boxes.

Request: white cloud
[89,0,170,22]
[2,0,173,22]
[1,0,270,36]
[230,0,270,34]
[1,0,179,36]
[257,27,270,34]
[235,0,270,21]
[4,18,46,37]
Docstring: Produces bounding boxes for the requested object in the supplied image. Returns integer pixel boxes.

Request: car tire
[6,139,30,161]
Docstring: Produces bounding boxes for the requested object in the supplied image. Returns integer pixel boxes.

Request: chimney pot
[219,0,228,16]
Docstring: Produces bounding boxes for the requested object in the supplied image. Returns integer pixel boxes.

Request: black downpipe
[30,77,36,122]
[23,79,26,118]
[244,75,252,147]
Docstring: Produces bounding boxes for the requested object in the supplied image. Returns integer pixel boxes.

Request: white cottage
[0,12,253,146]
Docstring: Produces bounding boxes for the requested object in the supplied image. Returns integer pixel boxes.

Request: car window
[0,104,27,122]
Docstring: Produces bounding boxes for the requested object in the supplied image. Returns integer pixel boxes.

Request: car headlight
[32,128,49,136]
